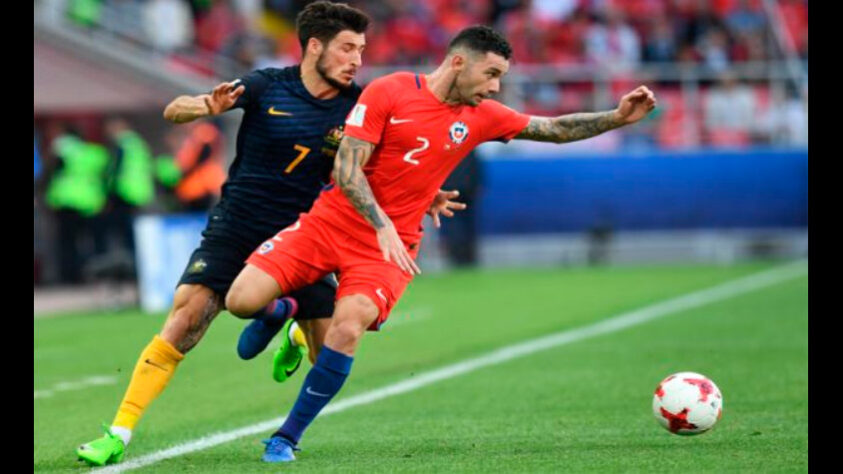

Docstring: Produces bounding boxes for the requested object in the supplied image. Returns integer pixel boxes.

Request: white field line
[34,375,118,399]
[100,260,807,473]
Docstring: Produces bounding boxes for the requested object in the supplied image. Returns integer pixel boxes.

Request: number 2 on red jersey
[403,137,429,165]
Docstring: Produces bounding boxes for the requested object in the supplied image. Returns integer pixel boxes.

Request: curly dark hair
[447,25,512,60]
[296,1,370,54]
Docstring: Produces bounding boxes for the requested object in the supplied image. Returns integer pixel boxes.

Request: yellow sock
[112,335,184,430]
[291,323,308,348]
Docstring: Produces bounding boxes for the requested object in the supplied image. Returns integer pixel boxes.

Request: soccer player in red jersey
[224,25,657,462]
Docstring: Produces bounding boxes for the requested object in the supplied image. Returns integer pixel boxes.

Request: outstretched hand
[376,217,421,276]
[427,189,467,228]
[614,86,657,125]
[204,80,246,116]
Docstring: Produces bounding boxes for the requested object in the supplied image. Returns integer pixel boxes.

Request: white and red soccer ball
[652,372,723,435]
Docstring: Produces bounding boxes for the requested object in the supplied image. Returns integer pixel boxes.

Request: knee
[225,264,281,318]
[225,283,260,318]
[328,295,378,348]
[330,318,366,346]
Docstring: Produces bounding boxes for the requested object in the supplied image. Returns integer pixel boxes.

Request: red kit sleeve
[343,76,397,145]
[478,100,532,143]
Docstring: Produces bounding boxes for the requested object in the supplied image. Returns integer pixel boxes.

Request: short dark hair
[447,25,512,60]
[296,1,370,54]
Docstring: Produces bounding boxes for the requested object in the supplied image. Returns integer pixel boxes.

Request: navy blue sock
[275,345,353,444]
[252,298,291,325]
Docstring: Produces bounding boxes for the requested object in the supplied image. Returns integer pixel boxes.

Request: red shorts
[246,212,418,330]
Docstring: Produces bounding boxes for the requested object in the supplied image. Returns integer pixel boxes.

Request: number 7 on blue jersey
[285,144,311,174]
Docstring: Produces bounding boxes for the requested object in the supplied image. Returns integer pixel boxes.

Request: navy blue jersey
[218,65,361,236]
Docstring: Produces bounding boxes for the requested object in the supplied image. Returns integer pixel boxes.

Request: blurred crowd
[34,117,227,285]
[40,0,808,148]
[48,0,808,71]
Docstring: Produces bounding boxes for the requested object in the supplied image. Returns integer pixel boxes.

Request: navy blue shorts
[177,205,336,320]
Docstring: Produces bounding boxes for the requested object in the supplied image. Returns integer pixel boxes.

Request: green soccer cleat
[76,424,125,466]
[272,318,307,383]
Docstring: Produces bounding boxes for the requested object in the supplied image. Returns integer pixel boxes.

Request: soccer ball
[652,372,723,435]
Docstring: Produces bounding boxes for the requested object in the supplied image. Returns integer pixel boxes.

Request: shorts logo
[375,288,388,303]
[449,121,469,145]
[188,259,207,274]
[258,241,274,254]
[346,104,367,127]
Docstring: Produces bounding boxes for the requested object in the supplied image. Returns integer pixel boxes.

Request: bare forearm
[333,137,385,229]
[163,95,212,123]
[515,110,624,143]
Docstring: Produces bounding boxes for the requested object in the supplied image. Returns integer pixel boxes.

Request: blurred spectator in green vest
[105,117,155,208]
[102,117,155,268]
[46,125,109,217]
[45,123,109,283]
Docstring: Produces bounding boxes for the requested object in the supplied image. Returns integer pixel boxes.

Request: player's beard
[316,51,352,91]
[453,71,480,106]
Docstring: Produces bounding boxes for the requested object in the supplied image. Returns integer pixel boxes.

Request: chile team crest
[449,121,469,145]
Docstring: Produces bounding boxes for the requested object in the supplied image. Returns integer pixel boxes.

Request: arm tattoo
[514,111,623,143]
[332,136,385,229]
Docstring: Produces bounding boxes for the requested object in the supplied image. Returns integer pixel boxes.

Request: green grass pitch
[34,262,807,472]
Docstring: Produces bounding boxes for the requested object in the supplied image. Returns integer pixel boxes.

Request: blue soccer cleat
[237,297,298,360]
[262,436,299,463]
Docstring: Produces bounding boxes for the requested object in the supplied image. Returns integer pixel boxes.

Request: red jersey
[309,72,530,245]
